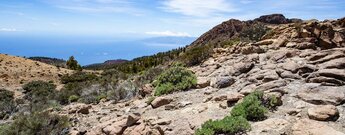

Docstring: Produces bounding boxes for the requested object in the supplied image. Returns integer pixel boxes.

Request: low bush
[239,24,270,42]
[56,82,85,105]
[22,81,57,112]
[0,89,16,119]
[263,95,282,110]
[154,66,196,96]
[60,72,97,84]
[195,116,250,135]
[231,91,267,121]
[68,95,80,103]
[196,91,270,135]
[180,45,212,66]
[0,112,69,135]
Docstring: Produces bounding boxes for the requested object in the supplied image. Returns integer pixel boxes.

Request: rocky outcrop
[292,119,345,135]
[254,14,290,24]
[297,86,345,105]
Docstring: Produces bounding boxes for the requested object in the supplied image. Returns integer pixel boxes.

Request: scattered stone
[164,104,175,110]
[307,105,339,121]
[197,77,210,88]
[203,96,213,103]
[152,118,172,125]
[151,97,173,108]
[286,108,301,116]
[219,102,228,109]
[178,101,192,108]
[213,94,228,101]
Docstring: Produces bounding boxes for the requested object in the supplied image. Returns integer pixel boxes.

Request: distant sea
[0,35,196,65]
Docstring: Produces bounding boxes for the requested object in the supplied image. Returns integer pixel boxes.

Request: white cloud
[46,0,143,15]
[145,31,191,37]
[162,0,237,17]
[0,28,22,32]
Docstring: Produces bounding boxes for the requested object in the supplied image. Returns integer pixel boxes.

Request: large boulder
[297,86,345,105]
[211,77,236,88]
[151,97,173,108]
[103,119,127,135]
[232,62,254,76]
[292,119,345,135]
[307,105,339,121]
[249,118,290,135]
[102,113,141,135]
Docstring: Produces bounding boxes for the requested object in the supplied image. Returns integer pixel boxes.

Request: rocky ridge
[55,15,345,135]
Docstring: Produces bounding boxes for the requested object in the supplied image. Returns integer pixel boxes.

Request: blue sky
[1,0,345,38]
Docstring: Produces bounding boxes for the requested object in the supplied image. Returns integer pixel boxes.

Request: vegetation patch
[239,24,270,42]
[23,81,58,112]
[0,89,16,120]
[0,112,69,135]
[153,66,196,96]
[231,91,268,121]
[196,91,270,135]
[195,116,250,135]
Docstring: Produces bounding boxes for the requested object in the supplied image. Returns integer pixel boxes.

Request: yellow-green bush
[154,66,196,96]
[195,116,250,135]
[0,112,69,135]
[231,91,267,121]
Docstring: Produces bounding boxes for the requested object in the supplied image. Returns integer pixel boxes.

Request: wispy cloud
[161,0,237,17]
[145,31,191,37]
[0,28,23,32]
[45,0,144,16]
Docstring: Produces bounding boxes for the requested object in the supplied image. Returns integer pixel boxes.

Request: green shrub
[239,24,270,41]
[154,66,196,96]
[195,116,250,135]
[60,72,97,84]
[231,91,267,121]
[68,95,79,103]
[0,112,69,135]
[264,95,281,110]
[56,82,84,105]
[23,81,57,112]
[181,45,212,66]
[0,89,16,119]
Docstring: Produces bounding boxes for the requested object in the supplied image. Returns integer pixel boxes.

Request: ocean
[0,35,196,65]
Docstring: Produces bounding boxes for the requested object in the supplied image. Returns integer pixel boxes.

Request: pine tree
[66,56,82,71]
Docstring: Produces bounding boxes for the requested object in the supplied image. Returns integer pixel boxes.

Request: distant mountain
[28,56,66,68]
[104,59,128,65]
[84,59,129,69]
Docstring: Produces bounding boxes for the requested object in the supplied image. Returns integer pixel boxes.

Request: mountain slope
[0,54,73,96]
[51,15,345,135]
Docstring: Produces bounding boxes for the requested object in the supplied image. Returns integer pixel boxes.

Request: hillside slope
[53,15,345,135]
[0,54,73,96]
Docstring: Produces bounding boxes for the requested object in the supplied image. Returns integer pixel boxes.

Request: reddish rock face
[254,14,290,24]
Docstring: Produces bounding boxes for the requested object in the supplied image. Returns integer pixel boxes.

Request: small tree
[66,56,82,71]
